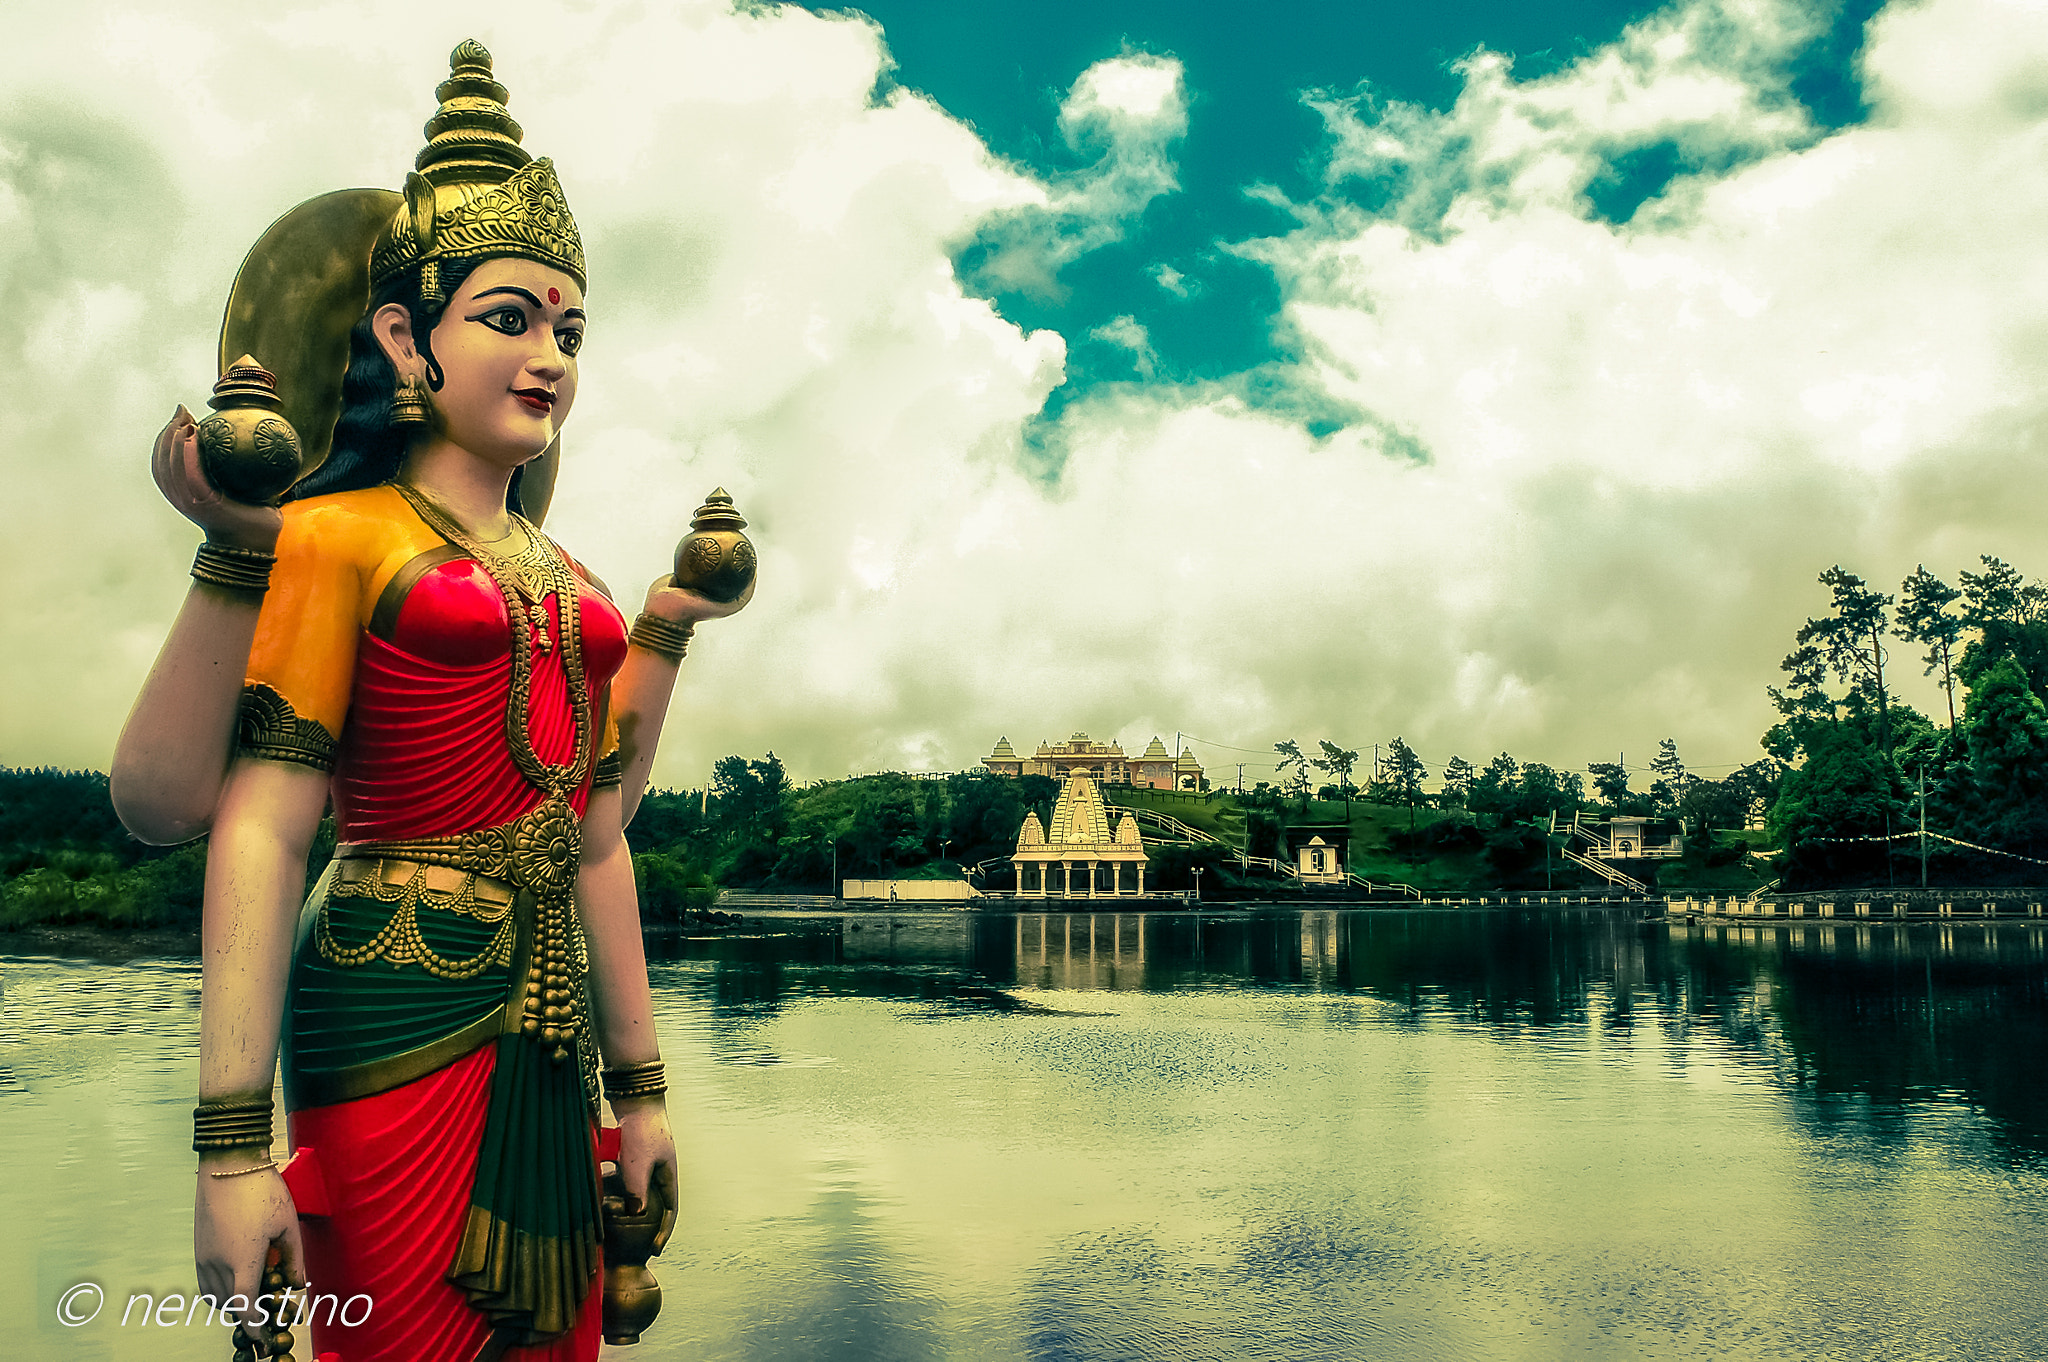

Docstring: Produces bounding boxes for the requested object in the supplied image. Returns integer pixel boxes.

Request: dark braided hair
[291,255,532,513]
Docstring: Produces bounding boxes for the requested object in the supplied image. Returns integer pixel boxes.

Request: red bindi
[547,286,560,305]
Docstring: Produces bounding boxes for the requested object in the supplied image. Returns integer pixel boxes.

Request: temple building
[982,732,1203,790]
[1012,768,1150,898]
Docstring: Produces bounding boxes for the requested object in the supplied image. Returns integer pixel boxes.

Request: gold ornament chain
[316,860,516,980]
[392,482,592,799]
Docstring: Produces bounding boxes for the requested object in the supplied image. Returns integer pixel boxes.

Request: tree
[1467,753,1520,820]
[1959,556,2048,694]
[1273,740,1311,811]
[1438,756,1474,809]
[1513,764,1584,822]
[1793,566,1897,753]
[1311,741,1360,811]
[846,778,922,875]
[710,752,789,842]
[1587,759,1631,809]
[1768,723,1905,889]
[1383,738,1427,833]
[1961,655,2048,859]
[1675,777,1746,838]
[1897,565,1964,729]
[1724,760,1782,829]
[1648,738,1690,817]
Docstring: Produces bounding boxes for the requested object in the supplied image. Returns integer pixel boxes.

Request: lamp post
[1192,864,1203,903]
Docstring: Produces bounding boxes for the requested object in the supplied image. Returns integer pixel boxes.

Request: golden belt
[324,794,591,1072]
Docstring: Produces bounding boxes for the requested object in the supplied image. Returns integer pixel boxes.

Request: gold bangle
[628,613,694,664]
[602,1058,667,1102]
[193,1097,274,1154]
[205,1160,278,1179]
[191,541,276,594]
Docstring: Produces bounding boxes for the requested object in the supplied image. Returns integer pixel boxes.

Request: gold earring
[390,372,430,427]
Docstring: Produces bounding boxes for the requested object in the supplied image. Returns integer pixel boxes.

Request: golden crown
[368,40,586,304]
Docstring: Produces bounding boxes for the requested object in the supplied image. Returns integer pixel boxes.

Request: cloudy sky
[6,0,2047,792]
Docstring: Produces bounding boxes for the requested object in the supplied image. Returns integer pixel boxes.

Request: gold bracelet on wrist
[193,1097,275,1154]
[191,541,276,595]
[602,1059,668,1103]
[205,1159,278,1179]
[628,613,694,664]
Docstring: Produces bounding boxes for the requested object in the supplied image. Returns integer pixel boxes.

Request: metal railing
[1561,845,1650,892]
[1342,873,1423,898]
[1124,806,1229,847]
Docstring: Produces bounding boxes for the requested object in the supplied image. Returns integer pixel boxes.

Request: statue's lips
[514,389,555,413]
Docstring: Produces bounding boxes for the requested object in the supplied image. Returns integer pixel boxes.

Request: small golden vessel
[671,488,756,603]
[196,355,305,504]
[600,1170,667,1345]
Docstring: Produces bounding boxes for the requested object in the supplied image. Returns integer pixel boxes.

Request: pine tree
[1384,739,1427,833]
[1438,756,1475,809]
[1587,760,1631,809]
[1273,740,1311,812]
[1795,566,1896,754]
[1311,741,1360,811]
[1897,565,1964,729]
[1959,556,2048,694]
[1468,753,1520,820]
[1649,738,1690,815]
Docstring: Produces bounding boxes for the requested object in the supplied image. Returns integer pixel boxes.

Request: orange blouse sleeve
[238,490,425,771]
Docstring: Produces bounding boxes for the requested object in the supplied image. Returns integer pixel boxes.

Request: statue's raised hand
[641,571,755,627]
[152,405,282,552]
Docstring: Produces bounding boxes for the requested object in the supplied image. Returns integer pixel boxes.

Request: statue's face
[427,256,585,468]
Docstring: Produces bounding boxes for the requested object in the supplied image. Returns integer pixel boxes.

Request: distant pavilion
[1012,768,1150,898]
[982,732,1203,790]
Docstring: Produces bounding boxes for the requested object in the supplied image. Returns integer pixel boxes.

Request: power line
[1177,729,1765,779]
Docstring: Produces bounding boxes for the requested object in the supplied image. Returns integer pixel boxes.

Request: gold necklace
[392,482,592,800]
[491,523,562,651]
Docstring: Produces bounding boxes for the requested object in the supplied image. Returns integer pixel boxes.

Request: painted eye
[557,329,584,357]
[483,307,527,335]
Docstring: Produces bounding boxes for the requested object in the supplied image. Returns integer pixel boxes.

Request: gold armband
[237,683,339,773]
[191,541,276,594]
[193,1097,274,1154]
[602,1059,667,1103]
[628,614,694,664]
[593,749,624,789]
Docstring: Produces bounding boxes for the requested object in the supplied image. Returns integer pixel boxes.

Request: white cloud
[966,51,1188,300]
[6,0,2048,795]
[1087,314,1158,379]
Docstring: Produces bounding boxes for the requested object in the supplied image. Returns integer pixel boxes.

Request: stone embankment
[1668,888,2047,922]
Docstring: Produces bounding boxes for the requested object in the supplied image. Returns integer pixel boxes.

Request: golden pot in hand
[671,487,755,603]
[195,354,305,504]
[600,1169,666,1345]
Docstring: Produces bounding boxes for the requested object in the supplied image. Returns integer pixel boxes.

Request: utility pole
[1235,764,1246,794]
[1916,764,1929,889]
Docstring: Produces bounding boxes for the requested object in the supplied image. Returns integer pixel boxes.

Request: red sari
[243,486,628,1362]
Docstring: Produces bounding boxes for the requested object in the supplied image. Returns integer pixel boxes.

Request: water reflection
[654,909,2048,1162]
[6,910,2045,1361]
